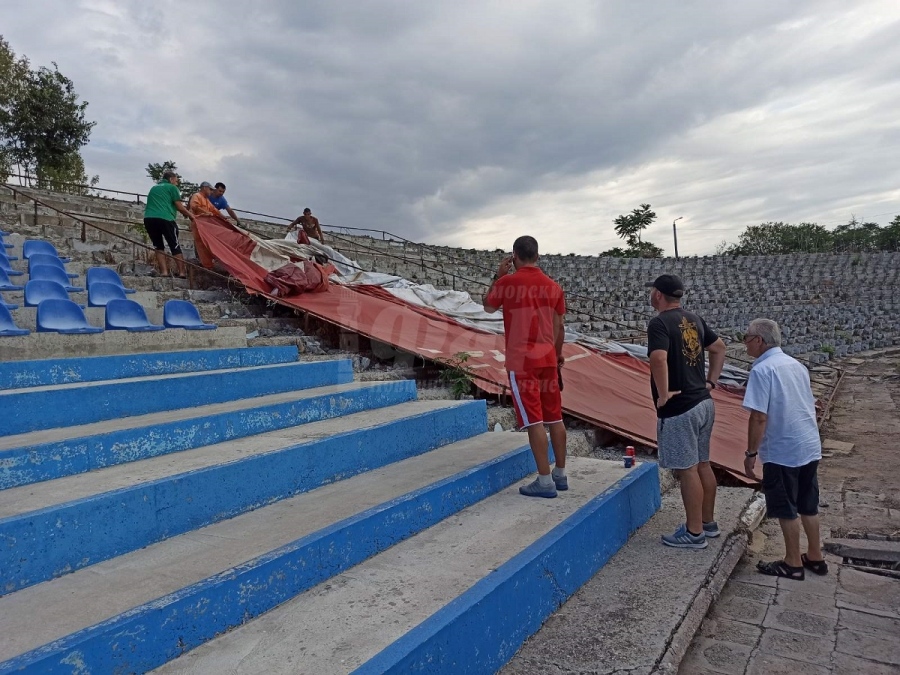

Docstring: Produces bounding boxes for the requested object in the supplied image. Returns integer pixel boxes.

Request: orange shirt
[189,193,220,217]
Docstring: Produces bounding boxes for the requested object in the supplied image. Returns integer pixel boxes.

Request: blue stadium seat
[28,253,78,278]
[105,299,164,332]
[88,282,127,307]
[86,267,135,293]
[0,243,17,257]
[0,268,24,291]
[36,299,103,334]
[28,265,84,292]
[0,253,23,276]
[163,299,217,330]
[25,279,83,308]
[0,304,29,336]
[23,240,70,262]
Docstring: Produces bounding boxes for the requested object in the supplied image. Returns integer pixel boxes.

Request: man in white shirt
[742,318,827,581]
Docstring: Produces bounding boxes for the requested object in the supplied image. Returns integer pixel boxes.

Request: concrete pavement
[680,521,900,674]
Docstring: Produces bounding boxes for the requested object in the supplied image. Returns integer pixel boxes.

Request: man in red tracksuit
[484,235,567,498]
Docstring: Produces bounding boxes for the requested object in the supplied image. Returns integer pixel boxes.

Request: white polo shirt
[742,347,822,467]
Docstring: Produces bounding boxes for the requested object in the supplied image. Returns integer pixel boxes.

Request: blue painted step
[0,380,417,490]
[0,346,300,390]
[0,437,533,674]
[0,400,487,594]
[0,359,354,435]
[356,463,660,675]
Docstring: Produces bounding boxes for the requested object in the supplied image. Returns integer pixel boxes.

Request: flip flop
[801,553,829,576]
[756,559,805,580]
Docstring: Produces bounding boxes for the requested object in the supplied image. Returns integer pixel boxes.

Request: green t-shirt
[144,181,181,221]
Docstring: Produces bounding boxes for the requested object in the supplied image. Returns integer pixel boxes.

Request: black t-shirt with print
[647,308,718,419]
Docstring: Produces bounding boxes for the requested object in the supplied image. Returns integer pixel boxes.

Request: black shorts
[762,460,819,519]
[143,217,182,255]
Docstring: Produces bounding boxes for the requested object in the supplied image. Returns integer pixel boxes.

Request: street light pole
[672,216,683,260]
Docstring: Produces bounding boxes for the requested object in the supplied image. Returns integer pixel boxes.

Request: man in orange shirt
[187,181,220,269]
[484,235,567,498]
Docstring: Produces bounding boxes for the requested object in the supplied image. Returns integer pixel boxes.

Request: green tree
[731,222,790,255]
[0,37,96,189]
[833,216,881,252]
[599,246,630,257]
[607,203,664,257]
[146,160,199,202]
[613,203,656,247]
[0,36,30,182]
[877,215,900,252]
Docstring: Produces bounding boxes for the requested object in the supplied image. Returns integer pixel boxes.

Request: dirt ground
[818,351,900,537]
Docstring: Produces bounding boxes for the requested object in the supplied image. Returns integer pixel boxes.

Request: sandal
[801,553,829,576]
[756,559,805,580]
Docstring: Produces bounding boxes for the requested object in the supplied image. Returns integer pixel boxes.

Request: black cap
[645,274,685,298]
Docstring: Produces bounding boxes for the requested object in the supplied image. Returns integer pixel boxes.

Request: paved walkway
[680,353,900,674]
[680,523,900,674]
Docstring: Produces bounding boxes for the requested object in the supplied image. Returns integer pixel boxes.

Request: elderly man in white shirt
[742,318,827,581]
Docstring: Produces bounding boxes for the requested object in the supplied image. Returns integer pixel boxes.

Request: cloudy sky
[4,1,900,255]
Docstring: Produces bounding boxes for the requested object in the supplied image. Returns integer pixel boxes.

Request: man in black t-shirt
[646,274,726,549]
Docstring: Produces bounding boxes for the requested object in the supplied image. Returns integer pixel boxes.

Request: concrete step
[0,359,353,435]
[0,399,485,594]
[0,345,299,390]
[0,379,415,489]
[154,460,658,675]
[0,431,535,672]
[0,325,248,361]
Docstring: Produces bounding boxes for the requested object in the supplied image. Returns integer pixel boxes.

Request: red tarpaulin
[195,217,755,483]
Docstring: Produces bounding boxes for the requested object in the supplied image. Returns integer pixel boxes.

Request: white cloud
[2,0,899,253]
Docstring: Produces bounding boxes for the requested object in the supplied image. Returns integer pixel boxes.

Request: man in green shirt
[143,170,194,277]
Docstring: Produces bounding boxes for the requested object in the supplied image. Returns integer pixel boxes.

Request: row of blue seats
[16,279,135,308]
[0,298,217,336]
[0,233,216,336]
[0,233,134,308]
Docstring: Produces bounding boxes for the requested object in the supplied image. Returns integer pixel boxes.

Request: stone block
[698,616,762,647]
[762,606,837,638]
[838,608,900,638]
[745,652,830,675]
[831,653,900,675]
[837,567,900,618]
[824,538,900,564]
[836,628,900,666]
[757,628,834,666]
[680,637,752,675]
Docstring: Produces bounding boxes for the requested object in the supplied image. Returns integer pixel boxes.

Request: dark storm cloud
[2,0,899,253]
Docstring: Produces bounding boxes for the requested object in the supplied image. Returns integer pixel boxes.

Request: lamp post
[672,216,683,260]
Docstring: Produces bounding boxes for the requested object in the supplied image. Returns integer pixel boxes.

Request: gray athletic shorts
[657,398,715,470]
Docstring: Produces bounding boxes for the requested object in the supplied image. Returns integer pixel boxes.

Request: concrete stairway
[0,347,660,674]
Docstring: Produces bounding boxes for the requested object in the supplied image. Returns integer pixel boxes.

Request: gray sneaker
[703,521,721,538]
[662,524,708,549]
[519,478,558,499]
[552,472,568,491]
